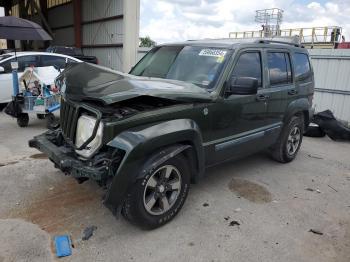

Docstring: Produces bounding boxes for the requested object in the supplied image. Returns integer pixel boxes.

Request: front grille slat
[60,99,78,143]
[68,107,77,140]
[60,99,66,128]
[64,105,73,137]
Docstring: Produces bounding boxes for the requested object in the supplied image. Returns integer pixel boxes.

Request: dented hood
[56,63,213,104]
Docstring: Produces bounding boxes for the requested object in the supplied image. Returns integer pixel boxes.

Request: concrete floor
[0,111,350,262]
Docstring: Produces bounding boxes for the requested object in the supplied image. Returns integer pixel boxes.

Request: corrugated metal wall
[48,2,74,46]
[309,49,350,121]
[81,0,124,70]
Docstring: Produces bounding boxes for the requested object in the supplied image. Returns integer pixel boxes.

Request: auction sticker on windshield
[199,49,227,58]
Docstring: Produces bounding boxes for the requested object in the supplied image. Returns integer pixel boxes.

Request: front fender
[103,119,204,212]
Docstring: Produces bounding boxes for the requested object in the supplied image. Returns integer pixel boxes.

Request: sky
[140,0,350,44]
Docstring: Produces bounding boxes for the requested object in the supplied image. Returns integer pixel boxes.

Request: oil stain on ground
[0,161,19,167]
[228,178,272,203]
[4,178,103,238]
[30,153,48,159]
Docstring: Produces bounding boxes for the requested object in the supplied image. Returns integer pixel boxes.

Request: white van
[0,52,81,104]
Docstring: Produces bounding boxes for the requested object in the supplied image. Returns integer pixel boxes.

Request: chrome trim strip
[215,131,264,151]
[203,122,282,147]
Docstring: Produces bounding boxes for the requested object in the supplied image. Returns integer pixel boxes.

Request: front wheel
[46,113,58,130]
[270,115,304,163]
[122,154,190,229]
[17,113,29,127]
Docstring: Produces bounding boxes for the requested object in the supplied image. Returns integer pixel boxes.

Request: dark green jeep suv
[29,39,314,229]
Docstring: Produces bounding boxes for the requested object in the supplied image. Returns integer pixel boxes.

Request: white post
[122,0,140,73]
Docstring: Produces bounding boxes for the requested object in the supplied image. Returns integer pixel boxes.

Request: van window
[267,52,292,86]
[41,55,67,69]
[0,55,39,73]
[231,52,262,87]
[293,53,312,82]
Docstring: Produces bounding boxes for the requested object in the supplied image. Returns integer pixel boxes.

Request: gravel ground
[0,111,350,262]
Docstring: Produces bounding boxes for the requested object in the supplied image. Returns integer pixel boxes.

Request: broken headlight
[75,115,103,158]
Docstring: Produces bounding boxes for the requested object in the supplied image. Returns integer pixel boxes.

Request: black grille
[60,98,79,142]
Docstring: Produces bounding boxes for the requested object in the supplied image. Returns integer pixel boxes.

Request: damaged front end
[29,93,181,185]
[29,128,124,184]
[29,62,210,212]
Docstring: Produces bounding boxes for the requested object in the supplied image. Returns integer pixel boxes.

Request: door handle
[288,89,298,95]
[256,94,269,101]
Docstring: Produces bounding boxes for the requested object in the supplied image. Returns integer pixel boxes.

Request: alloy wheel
[143,165,182,215]
[287,126,301,156]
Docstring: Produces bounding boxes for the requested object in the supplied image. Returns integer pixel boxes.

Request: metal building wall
[309,49,350,122]
[81,0,124,70]
[48,2,75,46]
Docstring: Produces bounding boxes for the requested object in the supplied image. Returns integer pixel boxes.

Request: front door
[206,49,279,165]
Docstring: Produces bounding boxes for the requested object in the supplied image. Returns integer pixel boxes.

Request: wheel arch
[283,98,310,130]
[103,119,205,213]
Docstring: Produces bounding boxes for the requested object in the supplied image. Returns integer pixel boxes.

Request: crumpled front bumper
[29,131,108,181]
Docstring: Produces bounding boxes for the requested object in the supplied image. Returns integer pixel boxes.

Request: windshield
[130,45,231,89]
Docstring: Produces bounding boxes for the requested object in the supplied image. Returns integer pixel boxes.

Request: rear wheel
[36,114,45,120]
[271,115,304,163]
[17,113,29,127]
[122,154,190,229]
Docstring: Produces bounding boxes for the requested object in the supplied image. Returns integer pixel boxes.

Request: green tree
[139,36,156,47]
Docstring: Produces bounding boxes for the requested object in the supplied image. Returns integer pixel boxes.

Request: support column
[73,0,82,48]
[4,0,14,49]
[122,0,140,73]
[39,0,49,48]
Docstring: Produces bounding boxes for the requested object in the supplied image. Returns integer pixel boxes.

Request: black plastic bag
[4,95,24,118]
[312,110,350,141]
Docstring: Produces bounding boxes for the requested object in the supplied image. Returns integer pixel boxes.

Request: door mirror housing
[0,66,4,73]
[226,77,259,96]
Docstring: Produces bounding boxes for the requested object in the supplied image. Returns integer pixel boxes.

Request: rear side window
[267,52,292,86]
[293,53,312,82]
[232,52,262,87]
[41,55,66,69]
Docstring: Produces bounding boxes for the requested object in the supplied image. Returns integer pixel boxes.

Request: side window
[17,55,39,72]
[41,55,66,69]
[267,52,292,86]
[0,59,14,73]
[293,53,312,82]
[231,52,262,87]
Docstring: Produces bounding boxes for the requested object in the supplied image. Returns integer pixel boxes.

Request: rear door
[262,49,294,126]
[291,52,314,107]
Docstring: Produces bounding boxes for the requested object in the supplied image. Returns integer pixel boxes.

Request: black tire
[17,113,29,127]
[304,124,326,137]
[122,154,190,229]
[46,113,58,129]
[270,115,304,163]
[36,114,45,120]
[0,103,7,112]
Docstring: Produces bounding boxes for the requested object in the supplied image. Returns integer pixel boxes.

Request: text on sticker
[199,49,227,57]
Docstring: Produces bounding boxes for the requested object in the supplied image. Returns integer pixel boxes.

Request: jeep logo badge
[203,108,208,115]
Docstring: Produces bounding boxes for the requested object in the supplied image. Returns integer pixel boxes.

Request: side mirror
[226,77,258,96]
[0,66,4,73]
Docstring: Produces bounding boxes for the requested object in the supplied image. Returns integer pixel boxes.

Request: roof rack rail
[255,39,304,48]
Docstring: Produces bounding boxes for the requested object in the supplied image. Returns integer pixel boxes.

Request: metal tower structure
[255,8,283,37]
